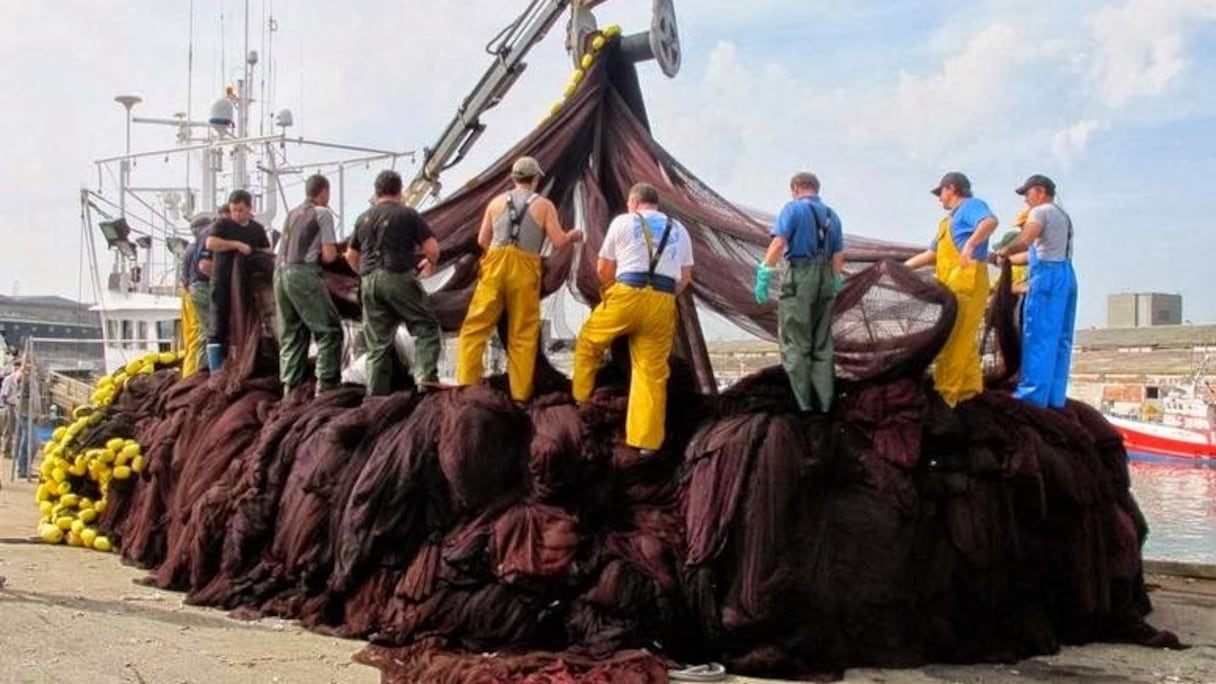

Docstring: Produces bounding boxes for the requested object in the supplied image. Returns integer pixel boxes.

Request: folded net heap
[91,37,1177,681]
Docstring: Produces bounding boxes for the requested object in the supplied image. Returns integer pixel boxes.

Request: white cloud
[848,22,1055,162]
[1051,119,1106,165]
[1089,0,1216,107]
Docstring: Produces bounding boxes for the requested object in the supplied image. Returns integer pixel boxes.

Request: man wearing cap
[573,182,694,455]
[905,172,999,407]
[276,174,345,396]
[346,169,443,395]
[456,157,584,403]
[992,219,1029,295]
[754,171,845,413]
[995,174,1076,408]
[178,213,217,376]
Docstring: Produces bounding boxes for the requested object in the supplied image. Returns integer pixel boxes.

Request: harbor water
[1129,455,1216,564]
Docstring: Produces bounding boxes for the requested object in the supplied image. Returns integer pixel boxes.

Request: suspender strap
[635,212,674,282]
[506,193,536,245]
[1060,207,1075,261]
[787,198,831,259]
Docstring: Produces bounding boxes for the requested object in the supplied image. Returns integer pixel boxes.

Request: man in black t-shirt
[205,189,270,372]
[346,170,442,395]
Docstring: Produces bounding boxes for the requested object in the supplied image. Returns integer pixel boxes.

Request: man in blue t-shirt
[905,172,998,406]
[754,171,845,413]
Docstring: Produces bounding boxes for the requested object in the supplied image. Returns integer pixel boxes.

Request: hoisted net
[78,34,1180,683]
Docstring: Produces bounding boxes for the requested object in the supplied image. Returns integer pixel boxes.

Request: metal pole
[114,95,142,215]
[338,164,346,238]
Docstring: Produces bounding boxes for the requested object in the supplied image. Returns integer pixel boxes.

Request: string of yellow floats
[33,349,186,551]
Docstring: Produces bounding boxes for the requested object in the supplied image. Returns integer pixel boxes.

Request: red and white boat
[1103,388,1216,461]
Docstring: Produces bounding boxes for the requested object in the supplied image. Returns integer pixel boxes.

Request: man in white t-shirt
[572,182,694,455]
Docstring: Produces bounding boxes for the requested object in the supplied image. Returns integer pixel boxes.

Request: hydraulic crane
[403,0,681,208]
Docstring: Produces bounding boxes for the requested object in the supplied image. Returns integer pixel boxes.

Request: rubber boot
[206,343,226,373]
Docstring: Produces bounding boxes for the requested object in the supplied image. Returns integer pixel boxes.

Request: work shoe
[416,380,450,394]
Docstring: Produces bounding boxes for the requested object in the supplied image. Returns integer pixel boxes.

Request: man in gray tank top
[275,174,344,396]
[995,174,1077,408]
[455,156,584,403]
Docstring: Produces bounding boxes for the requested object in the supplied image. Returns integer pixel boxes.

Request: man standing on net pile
[184,205,225,373]
[993,174,1076,408]
[179,213,215,376]
[276,174,344,396]
[346,169,443,396]
[206,190,270,372]
[456,156,583,404]
[572,182,694,456]
[754,171,845,414]
[905,172,998,407]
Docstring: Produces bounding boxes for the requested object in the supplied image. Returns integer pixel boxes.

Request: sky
[0,0,1214,333]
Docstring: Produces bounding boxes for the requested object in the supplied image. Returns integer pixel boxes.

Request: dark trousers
[778,261,836,412]
[360,270,442,395]
[275,264,344,391]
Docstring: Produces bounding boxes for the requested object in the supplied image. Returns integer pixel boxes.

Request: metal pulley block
[620,0,681,77]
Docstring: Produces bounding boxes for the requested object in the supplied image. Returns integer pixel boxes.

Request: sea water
[1129,455,1216,564]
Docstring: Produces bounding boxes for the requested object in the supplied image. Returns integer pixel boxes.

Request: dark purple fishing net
[93,36,1178,683]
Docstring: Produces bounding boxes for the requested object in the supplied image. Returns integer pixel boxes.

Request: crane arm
[403,0,574,208]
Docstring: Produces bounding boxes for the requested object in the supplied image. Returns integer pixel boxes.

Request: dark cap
[930,171,972,197]
[1015,174,1056,196]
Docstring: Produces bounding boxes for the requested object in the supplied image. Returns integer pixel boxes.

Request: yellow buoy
[41,525,64,544]
[93,536,113,552]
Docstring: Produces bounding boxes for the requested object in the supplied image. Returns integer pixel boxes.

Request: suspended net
[65,35,1179,682]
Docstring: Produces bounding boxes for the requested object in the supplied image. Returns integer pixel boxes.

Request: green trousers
[779,260,836,412]
[275,264,344,391]
[189,281,212,372]
[361,269,441,395]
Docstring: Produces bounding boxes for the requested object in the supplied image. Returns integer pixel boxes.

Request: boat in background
[1104,384,1216,462]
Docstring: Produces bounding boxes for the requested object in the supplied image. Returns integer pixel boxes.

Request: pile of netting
[80,33,1181,683]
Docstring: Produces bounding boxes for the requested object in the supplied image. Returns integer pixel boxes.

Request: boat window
[1145,386,1160,400]
[120,320,134,349]
[156,320,175,353]
[137,321,148,345]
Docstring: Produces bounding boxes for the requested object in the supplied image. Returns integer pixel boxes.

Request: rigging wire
[186,0,195,206]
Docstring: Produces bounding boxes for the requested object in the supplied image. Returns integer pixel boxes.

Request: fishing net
[89,35,1179,682]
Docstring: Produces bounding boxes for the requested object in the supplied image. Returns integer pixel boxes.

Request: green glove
[754,264,772,304]
[831,273,845,294]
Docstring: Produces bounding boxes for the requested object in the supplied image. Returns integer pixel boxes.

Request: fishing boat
[80,0,680,377]
[1103,383,1216,462]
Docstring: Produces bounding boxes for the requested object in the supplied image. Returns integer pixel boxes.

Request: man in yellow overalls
[572,183,694,455]
[992,208,1030,295]
[456,157,584,403]
[179,214,214,377]
[905,172,999,407]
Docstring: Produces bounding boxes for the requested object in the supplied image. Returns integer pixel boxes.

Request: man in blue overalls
[994,174,1077,408]
[754,172,845,413]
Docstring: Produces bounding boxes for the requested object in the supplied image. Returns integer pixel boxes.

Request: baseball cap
[510,156,544,179]
[930,171,971,197]
[1015,174,1056,196]
[994,230,1021,251]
